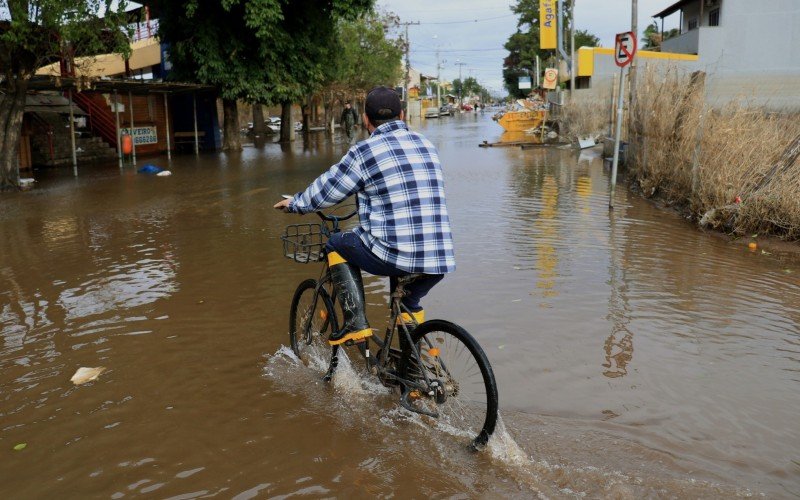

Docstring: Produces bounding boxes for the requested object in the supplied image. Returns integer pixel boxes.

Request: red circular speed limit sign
[543,68,558,89]
[614,31,637,68]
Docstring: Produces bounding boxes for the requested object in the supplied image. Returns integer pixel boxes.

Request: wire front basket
[281,223,326,263]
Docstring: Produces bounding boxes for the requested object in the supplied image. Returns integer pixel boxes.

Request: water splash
[262,346,753,497]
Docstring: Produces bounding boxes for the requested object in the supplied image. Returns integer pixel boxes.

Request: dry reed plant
[560,96,608,140]
[629,65,800,240]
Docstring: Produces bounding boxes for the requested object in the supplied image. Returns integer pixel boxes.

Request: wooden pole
[629,0,639,168]
[163,93,172,160]
[570,4,576,101]
[541,109,548,142]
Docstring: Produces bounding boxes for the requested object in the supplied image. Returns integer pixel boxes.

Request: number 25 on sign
[609,31,637,210]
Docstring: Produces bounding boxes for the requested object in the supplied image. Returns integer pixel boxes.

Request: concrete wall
[576,47,701,99]
[696,0,800,109]
[577,0,800,111]
[662,28,699,54]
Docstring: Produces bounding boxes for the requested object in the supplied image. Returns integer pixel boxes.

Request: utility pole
[435,49,446,108]
[630,1,638,119]
[456,60,467,107]
[400,21,419,116]
[570,8,575,101]
[629,0,639,165]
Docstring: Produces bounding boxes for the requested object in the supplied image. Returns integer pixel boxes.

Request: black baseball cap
[365,86,402,121]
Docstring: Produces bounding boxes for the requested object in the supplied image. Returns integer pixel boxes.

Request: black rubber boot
[327,251,372,345]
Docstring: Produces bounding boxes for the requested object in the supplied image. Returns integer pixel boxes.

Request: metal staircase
[71,92,118,148]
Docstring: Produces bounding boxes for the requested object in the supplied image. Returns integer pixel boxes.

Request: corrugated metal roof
[26,76,215,94]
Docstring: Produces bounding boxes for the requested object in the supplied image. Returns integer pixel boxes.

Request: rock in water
[70,367,106,385]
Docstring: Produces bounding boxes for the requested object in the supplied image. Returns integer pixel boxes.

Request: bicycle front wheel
[289,279,337,368]
[409,320,499,448]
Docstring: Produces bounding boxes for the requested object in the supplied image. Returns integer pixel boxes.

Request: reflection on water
[534,175,559,302]
[1,116,799,497]
[604,213,634,379]
[498,130,540,143]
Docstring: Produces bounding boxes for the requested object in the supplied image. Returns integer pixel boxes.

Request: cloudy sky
[378,0,681,94]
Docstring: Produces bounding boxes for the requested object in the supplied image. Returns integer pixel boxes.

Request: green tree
[452,76,490,104]
[0,0,130,190]
[575,29,599,49]
[318,11,403,131]
[642,21,660,49]
[642,21,680,50]
[156,0,372,148]
[502,0,598,98]
[502,29,540,99]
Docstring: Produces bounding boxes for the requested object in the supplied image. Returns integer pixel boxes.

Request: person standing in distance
[340,100,359,144]
[275,86,455,346]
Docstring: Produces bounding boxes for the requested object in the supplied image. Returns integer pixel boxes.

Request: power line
[396,4,513,15]
[414,48,507,53]
[418,14,515,25]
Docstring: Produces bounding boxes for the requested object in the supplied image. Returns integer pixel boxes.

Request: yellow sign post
[540,0,557,50]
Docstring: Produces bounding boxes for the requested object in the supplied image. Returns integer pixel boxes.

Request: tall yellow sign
[540,0,557,50]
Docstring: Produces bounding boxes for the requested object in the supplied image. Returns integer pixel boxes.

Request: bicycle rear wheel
[289,279,337,369]
[408,320,499,448]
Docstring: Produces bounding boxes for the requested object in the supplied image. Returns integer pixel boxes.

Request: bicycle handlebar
[281,194,357,222]
[316,209,358,222]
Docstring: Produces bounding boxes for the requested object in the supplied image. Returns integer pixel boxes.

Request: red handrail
[71,92,118,147]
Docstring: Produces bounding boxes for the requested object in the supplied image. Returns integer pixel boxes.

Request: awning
[26,105,88,115]
[25,94,87,115]
[25,75,216,95]
[37,37,161,78]
[653,0,694,18]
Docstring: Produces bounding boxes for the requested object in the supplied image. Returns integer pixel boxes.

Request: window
[709,8,720,27]
[688,17,698,30]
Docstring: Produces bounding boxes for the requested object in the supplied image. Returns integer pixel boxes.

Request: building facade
[576,0,800,111]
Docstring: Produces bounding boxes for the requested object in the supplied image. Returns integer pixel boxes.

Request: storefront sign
[120,126,158,145]
[540,0,557,50]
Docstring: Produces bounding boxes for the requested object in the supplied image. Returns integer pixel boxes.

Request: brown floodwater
[2,114,800,498]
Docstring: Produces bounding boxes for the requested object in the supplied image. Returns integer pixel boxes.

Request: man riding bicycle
[274,86,455,346]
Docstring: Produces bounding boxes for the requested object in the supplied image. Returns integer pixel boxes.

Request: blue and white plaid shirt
[288,120,455,274]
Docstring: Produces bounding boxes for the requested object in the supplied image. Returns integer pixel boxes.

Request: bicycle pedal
[398,389,439,418]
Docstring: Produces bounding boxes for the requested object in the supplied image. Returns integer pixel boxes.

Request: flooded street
[2,114,800,498]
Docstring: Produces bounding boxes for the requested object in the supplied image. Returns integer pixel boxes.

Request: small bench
[174,131,206,151]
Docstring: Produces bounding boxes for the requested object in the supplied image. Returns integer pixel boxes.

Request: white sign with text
[121,126,158,145]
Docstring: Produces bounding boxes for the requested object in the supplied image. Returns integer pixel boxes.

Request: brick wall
[111,93,170,156]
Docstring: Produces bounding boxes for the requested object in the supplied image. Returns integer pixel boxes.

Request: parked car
[424,107,440,118]
[439,105,451,116]
[460,104,473,111]
[267,116,281,133]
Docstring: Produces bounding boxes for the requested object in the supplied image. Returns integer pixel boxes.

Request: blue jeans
[326,231,444,312]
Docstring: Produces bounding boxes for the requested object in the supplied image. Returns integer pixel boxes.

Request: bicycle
[282,204,499,449]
